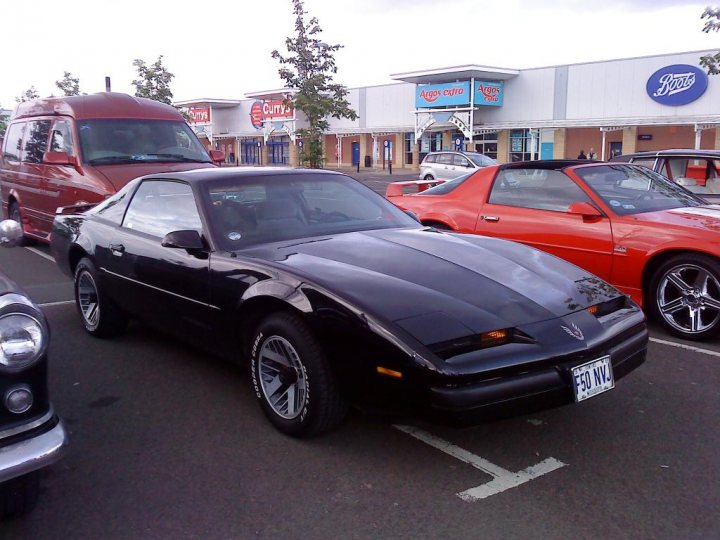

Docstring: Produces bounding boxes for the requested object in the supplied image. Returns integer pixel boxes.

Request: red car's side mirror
[209,150,225,164]
[567,201,602,219]
[44,151,77,166]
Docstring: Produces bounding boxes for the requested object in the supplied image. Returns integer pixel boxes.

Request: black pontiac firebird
[51,168,648,437]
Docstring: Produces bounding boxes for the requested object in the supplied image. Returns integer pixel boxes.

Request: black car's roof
[612,149,720,160]
[143,166,349,184]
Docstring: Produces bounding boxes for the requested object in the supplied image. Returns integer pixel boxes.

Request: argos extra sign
[415,82,470,107]
[646,64,708,106]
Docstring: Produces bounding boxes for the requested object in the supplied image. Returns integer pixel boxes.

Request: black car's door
[105,179,214,340]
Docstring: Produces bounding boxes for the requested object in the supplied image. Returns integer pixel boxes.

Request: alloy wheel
[258,336,308,420]
[77,271,100,328]
[656,263,720,335]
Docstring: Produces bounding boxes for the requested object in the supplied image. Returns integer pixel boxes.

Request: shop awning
[391,65,519,85]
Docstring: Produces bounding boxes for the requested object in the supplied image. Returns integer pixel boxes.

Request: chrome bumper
[0,419,68,483]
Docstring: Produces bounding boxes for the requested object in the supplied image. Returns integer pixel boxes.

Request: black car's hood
[243,228,620,344]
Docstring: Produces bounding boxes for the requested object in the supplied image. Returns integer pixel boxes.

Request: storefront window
[404,132,415,165]
[509,129,539,162]
[419,132,443,162]
[473,131,498,159]
[268,136,290,165]
[241,139,262,165]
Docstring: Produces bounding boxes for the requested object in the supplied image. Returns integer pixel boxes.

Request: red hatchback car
[388,160,720,341]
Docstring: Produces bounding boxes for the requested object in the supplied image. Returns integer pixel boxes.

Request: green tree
[701,7,720,74]
[55,71,81,96]
[15,86,40,103]
[132,55,174,104]
[0,105,7,137]
[272,0,357,168]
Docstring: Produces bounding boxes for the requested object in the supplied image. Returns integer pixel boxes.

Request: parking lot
[1,174,719,539]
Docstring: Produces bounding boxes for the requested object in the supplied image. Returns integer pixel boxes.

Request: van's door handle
[110,243,125,255]
[482,216,500,222]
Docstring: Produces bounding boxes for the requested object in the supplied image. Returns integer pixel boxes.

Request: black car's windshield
[575,164,706,215]
[78,119,211,165]
[203,173,421,249]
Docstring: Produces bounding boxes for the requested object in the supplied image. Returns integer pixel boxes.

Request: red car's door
[474,167,615,281]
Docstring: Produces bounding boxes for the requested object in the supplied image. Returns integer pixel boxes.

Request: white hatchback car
[419,151,497,181]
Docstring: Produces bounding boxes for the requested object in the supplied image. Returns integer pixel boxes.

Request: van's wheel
[250,312,346,437]
[649,253,720,340]
[74,257,128,338]
[0,472,39,519]
[8,202,28,246]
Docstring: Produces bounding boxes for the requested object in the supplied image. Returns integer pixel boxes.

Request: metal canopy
[173,98,242,109]
[391,65,519,85]
[244,88,297,100]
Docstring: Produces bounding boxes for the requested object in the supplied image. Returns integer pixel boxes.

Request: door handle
[482,216,500,222]
[110,243,125,255]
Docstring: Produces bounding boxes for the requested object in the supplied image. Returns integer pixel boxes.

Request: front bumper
[0,416,68,483]
[430,324,648,420]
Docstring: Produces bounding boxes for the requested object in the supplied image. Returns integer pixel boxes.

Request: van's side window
[2,122,25,162]
[22,120,51,164]
[50,120,75,156]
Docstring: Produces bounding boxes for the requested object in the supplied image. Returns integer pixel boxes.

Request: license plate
[571,355,614,402]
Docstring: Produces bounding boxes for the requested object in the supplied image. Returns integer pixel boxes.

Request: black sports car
[51,168,647,437]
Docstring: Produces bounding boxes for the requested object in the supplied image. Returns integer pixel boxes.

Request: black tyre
[8,202,29,247]
[0,472,39,519]
[74,257,128,337]
[423,174,434,180]
[424,221,452,231]
[648,253,720,340]
[250,312,346,437]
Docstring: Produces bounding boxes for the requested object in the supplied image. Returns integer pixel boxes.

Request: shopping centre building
[176,49,720,170]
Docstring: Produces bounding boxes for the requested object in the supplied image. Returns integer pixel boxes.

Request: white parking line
[25,247,55,262]
[649,337,720,358]
[394,425,566,501]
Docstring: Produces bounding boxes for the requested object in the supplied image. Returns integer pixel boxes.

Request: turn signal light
[376,366,403,379]
[480,329,510,347]
[586,305,599,315]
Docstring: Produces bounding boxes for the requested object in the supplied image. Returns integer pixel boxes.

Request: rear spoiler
[385,179,446,198]
[55,202,97,215]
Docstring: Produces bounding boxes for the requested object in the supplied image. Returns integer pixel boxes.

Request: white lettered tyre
[250,312,346,437]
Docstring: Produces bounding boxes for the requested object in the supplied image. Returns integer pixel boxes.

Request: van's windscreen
[77,119,211,165]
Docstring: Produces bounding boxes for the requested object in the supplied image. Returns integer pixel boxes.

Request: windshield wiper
[147,153,212,163]
[87,155,143,165]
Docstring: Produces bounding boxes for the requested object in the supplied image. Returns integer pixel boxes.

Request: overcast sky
[0,0,716,108]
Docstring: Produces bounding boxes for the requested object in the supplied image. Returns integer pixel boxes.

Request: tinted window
[576,165,703,215]
[489,169,591,212]
[91,182,137,225]
[424,154,437,164]
[123,181,202,238]
[2,122,24,161]
[23,120,51,164]
[203,174,419,249]
[437,154,453,165]
[49,119,75,155]
[419,172,474,195]
[77,119,210,164]
[453,155,471,167]
[628,158,655,169]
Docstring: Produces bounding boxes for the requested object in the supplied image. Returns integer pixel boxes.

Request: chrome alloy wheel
[258,336,308,420]
[77,271,100,328]
[657,263,720,334]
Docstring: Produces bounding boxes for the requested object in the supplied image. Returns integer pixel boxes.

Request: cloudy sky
[0,0,716,108]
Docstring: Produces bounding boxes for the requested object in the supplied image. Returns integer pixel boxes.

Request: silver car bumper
[0,419,68,483]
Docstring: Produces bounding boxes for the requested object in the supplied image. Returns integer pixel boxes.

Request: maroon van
[0,93,223,242]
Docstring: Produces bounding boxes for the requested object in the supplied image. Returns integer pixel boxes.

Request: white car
[419,151,497,181]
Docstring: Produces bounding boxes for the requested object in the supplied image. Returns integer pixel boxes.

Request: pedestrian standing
[588,147,597,160]
[577,149,587,159]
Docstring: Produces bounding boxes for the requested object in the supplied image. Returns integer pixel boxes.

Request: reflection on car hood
[632,204,720,234]
[244,228,621,339]
[92,162,215,191]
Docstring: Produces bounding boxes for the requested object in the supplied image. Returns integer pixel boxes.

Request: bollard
[357,161,360,173]
[389,161,392,175]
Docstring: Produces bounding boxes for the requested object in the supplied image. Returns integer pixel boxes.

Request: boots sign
[646,64,708,106]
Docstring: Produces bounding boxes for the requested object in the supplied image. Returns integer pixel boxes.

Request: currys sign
[474,81,503,107]
[646,64,708,106]
[415,82,470,108]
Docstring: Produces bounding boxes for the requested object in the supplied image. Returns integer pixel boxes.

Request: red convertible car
[388,160,720,341]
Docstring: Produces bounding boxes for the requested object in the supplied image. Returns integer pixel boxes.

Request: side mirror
[162,230,205,251]
[0,220,23,248]
[44,151,77,166]
[209,150,225,164]
[567,201,602,219]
